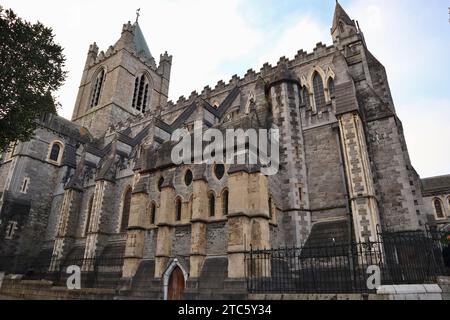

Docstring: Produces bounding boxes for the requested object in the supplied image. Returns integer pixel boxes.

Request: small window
[434,199,444,219]
[49,143,61,162]
[301,87,310,108]
[175,198,182,221]
[339,21,345,33]
[209,193,215,217]
[5,221,18,240]
[189,196,193,219]
[20,177,30,194]
[328,78,335,97]
[158,177,164,192]
[298,187,303,202]
[184,170,193,186]
[214,164,225,180]
[150,202,156,225]
[222,190,229,216]
[268,198,273,219]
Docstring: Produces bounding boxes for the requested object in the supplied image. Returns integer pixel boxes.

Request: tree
[0,6,66,152]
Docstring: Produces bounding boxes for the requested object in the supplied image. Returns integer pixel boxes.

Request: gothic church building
[0,3,440,299]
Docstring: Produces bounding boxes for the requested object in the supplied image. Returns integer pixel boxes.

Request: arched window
[209,193,215,217]
[132,74,150,113]
[434,199,444,219]
[150,202,156,225]
[120,187,132,232]
[49,144,61,162]
[85,195,94,236]
[313,72,326,110]
[90,68,106,108]
[48,141,64,164]
[301,87,310,108]
[328,77,335,97]
[222,190,229,216]
[175,198,182,221]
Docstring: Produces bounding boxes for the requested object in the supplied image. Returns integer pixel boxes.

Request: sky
[2,0,450,178]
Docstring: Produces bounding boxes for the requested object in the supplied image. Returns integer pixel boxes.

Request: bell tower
[71,18,172,138]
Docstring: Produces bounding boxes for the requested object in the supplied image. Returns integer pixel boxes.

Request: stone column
[227,165,270,279]
[338,112,380,243]
[122,177,149,279]
[50,187,83,271]
[154,181,175,278]
[189,173,208,278]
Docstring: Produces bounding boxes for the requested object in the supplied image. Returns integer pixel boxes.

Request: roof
[332,1,356,32]
[133,22,152,59]
[421,175,450,196]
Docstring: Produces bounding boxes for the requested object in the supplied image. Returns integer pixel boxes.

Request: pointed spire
[332,0,356,32]
[132,22,153,59]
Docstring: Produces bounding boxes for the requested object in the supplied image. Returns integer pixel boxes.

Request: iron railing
[245,230,449,294]
[0,254,124,289]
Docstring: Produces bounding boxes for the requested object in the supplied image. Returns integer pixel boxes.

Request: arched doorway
[167,266,185,300]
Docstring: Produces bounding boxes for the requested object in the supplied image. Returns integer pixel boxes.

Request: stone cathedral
[0,3,440,299]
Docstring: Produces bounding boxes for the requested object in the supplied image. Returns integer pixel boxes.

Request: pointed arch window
[328,77,335,98]
[209,193,216,217]
[222,190,229,216]
[90,68,106,108]
[434,199,444,219]
[120,187,132,232]
[175,197,182,221]
[132,74,150,113]
[301,87,310,108]
[85,195,94,236]
[313,72,326,110]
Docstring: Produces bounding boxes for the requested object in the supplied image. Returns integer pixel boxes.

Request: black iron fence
[0,254,124,289]
[245,230,449,294]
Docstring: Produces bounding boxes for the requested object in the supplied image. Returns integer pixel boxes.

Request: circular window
[184,169,193,186]
[157,177,164,192]
[214,164,225,180]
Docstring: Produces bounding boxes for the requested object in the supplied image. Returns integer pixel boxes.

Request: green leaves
[0,6,66,152]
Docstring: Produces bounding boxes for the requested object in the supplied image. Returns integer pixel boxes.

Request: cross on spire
[135,8,141,23]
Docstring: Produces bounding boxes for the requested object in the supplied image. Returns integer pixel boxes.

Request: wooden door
[168,266,185,300]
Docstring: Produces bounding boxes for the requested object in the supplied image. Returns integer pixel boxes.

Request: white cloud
[255,14,331,67]
[2,0,449,177]
[347,0,450,177]
[401,99,450,177]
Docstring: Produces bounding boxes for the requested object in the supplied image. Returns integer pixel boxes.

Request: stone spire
[331,0,356,33]
[116,20,153,60]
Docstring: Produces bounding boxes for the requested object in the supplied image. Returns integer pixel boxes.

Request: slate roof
[132,22,152,59]
[421,175,450,196]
